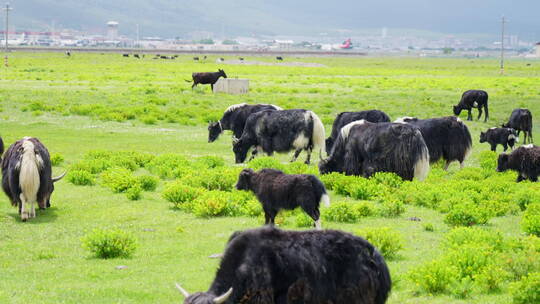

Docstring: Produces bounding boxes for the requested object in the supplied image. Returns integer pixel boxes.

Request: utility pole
[3,2,11,67]
[500,16,505,75]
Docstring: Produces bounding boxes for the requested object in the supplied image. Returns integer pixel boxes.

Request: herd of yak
[0,84,537,303]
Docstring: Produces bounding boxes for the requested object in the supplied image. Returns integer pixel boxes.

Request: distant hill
[8,0,540,40]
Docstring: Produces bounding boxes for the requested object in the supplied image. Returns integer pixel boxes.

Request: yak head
[325,138,334,156]
[479,132,487,143]
[218,69,227,78]
[208,121,222,143]
[497,153,509,172]
[318,157,339,175]
[176,283,233,304]
[453,105,462,116]
[232,138,250,164]
[235,168,254,191]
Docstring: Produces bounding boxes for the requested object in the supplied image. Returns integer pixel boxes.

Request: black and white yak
[502,108,533,144]
[394,116,472,170]
[232,109,325,164]
[326,110,391,154]
[453,90,489,122]
[236,168,329,229]
[497,144,540,182]
[480,127,519,152]
[187,69,227,90]
[1,137,66,221]
[176,226,391,304]
[319,120,430,181]
[207,103,282,143]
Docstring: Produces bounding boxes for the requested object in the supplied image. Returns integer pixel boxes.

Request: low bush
[377,199,406,217]
[247,157,286,172]
[479,150,498,171]
[370,172,403,188]
[444,202,490,226]
[443,227,505,251]
[509,272,540,304]
[82,229,137,259]
[323,202,360,223]
[522,203,540,237]
[410,260,457,294]
[126,184,142,201]
[423,223,434,232]
[194,155,225,169]
[136,175,159,191]
[162,181,202,208]
[192,191,229,217]
[100,167,137,193]
[50,153,64,166]
[355,227,403,260]
[295,212,314,228]
[67,170,94,186]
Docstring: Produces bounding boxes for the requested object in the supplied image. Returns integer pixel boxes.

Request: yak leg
[460,161,465,169]
[444,160,452,171]
[211,83,214,91]
[477,107,483,120]
[491,144,497,152]
[503,143,508,152]
[484,104,489,122]
[467,109,472,121]
[530,175,538,182]
[529,131,534,144]
[517,175,525,182]
[290,149,302,162]
[304,147,312,165]
[191,82,196,89]
[19,194,28,221]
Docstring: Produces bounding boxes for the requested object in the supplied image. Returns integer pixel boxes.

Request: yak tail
[308,111,326,159]
[308,175,330,207]
[19,140,41,204]
[413,137,430,181]
[184,79,192,83]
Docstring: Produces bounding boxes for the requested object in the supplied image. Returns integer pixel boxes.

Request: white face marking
[340,120,366,139]
[508,134,516,140]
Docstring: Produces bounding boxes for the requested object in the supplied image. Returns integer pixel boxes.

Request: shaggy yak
[480,127,518,152]
[326,110,391,154]
[394,116,472,170]
[502,108,533,144]
[319,120,430,181]
[207,103,282,143]
[187,69,227,90]
[453,89,489,122]
[497,144,540,182]
[1,137,66,221]
[235,168,329,229]
[232,109,325,164]
[176,226,392,304]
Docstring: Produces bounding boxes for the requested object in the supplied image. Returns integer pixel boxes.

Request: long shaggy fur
[503,108,533,144]
[320,121,430,181]
[497,145,540,182]
[182,227,391,304]
[326,110,391,154]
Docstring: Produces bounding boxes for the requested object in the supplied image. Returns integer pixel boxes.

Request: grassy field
[0,52,539,304]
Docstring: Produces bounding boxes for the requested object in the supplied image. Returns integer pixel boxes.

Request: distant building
[107,21,119,41]
[536,42,540,58]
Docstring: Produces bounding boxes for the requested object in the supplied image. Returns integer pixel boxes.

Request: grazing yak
[236,168,329,229]
[187,69,227,90]
[395,116,472,169]
[480,127,518,151]
[497,144,540,182]
[176,226,391,304]
[1,137,66,221]
[453,90,489,122]
[276,56,284,61]
[326,110,391,154]
[0,135,4,156]
[232,109,325,164]
[502,108,533,144]
[319,120,429,181]
[208,103,282,143]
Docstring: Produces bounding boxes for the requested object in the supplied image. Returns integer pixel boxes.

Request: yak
[0,135,4,156]
[497,144,540,182]
[1,137,66,221]
[187,69,227,91]
[319,120,430,181]
[453,90,489,122]
[176,226,391,304]
[326,110,391,154]
[502,108,533,144]
[480,127,518,152]
[236,168,329,229]
[208,103,282,143]
[232,109,325,164]
[395,116,472,170]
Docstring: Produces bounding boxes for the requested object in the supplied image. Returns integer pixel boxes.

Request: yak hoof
[21,212,29,222]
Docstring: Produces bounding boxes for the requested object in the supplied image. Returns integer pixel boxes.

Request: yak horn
[52,171,67,182]
[175,283,190,298]
[232,137,240,144]
[213,288,233,304]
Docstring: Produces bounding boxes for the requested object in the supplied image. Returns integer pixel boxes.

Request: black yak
[395,116,472,169]
[187,69,227,91]
[319,120,430,181]
[502,108,533,144]
[0,135,4,156]
[480,127,518,151]
[453,89,489,122]
[176,226,391,304]
[236,168,330,229]
[232,109,325,164]
[326,110,391,154]
[1,137,66,221]
[276,56,284,61]
[497,144,540,182]
[208,103,282,143]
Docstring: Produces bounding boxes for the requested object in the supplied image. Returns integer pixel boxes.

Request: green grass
[0,52,539,303]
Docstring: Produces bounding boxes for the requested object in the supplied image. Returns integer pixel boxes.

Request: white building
[107,21,119,41]
[536,42,540,58]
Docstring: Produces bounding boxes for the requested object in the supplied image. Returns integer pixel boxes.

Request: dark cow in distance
[236,168,329,229]
[453,90,489,122]
[208,103,282,143]
[232,109,325,164]
[276,56,284,61]
[0,135,4,156]
[480,127,518,152]
[176,226,391,304]
[497,144,540,182]
[319,120,429,181]
[326,110,391,154]
[187,69,227,91]
[1,137,66,221]
[502,108,533,144]
[395,116,472,169]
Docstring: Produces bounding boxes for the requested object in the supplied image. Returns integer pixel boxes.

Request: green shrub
[67,170,94,186]
[514,189,540,211]
[410,259,457,294]
[319,172,348,191]
[162,181,202,208]
[136,175,159,191]
[443,227,505,251]
[370,172,403,188]
[147,154,191,179]
[522,203,540,236]
[444,202,490,226]
[346,178,380,200]
[479,150,498,171]
[126,184,142,200]
[322,202,360,223]
[183,168,239,191]
[509,272,540,304]
[100,167,137,193]
[423,223,434,232]
[247,157,286,172]
[194,156,225,168]
[355,227,403,260]
[295,212,314,228]
[377,200,406,217]
[193,191,229,217]
[352,201,377,217]
[473,264,508,293]
[50,153,64,166]
[82,229,137,259]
